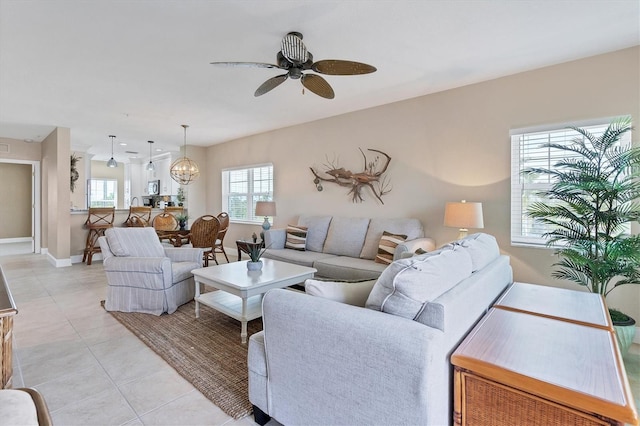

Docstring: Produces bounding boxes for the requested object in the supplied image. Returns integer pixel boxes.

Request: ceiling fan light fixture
[146,140,155,171]
[170,125,200,185]
[106,135,118,168]
[211,31,376,99]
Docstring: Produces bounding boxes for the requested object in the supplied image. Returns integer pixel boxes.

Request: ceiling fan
[210,32,377,99]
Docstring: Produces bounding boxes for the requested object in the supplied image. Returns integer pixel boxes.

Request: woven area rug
[103,299,263,419]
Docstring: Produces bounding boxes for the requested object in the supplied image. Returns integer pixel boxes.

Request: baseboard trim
[46,252,72,268]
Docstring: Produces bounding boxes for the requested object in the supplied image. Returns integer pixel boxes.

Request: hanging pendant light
[106,135,118,168]
[146,140,155,171]
[170,124,200,185]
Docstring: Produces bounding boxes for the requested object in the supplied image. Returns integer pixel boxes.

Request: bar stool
[164,206,184,215]
[82,207,115,265]
[124,206,152,227]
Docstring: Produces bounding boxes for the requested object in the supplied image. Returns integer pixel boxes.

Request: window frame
[88,178,118,208]
[221,163,274,225]
[510,117,631,248]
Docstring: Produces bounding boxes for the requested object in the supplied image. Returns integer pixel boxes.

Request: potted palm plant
[523,116,640,355]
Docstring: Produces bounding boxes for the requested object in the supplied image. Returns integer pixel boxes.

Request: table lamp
[255,201,276,230]
[444,200,484,239]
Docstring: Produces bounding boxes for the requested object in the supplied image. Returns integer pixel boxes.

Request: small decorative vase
[247,260,263,271]
[179,220,186,230]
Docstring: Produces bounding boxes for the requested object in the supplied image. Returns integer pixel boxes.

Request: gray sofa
[248,233,513,426]
[262,215,435,280]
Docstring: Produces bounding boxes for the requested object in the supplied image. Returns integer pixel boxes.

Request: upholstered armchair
[98,227,203,315]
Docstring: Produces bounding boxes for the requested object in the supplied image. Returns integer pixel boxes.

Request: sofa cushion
[305,278,377,307]
[314,256,387,281]
[297,215,332,252]
[375,231,407,264]
[360,218,424,259]
[365,246,473,323]
[323,217,370,257]
[262,248,336,268]
[105,227,165,258]
[451,233,500,272]
[285,225,308,251]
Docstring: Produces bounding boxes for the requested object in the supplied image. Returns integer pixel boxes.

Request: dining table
[156,229,190,247]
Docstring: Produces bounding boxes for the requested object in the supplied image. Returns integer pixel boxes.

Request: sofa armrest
[263,228,286,249]
[394,237,436,260]
[255,288,448,425]
[164,247,203,264]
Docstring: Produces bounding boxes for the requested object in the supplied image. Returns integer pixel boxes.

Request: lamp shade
[255,201,276,217]
[444,201,484,229]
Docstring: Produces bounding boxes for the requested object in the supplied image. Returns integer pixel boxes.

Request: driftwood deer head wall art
[310,148,392,204]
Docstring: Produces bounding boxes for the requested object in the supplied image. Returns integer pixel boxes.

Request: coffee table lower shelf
[196,291,262,323]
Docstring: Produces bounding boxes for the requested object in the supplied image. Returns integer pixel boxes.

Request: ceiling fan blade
[281,32,308,64]
[210,61,282,69]
[301,74,335,99]
[254,74,288,97]
[312,60,377,75]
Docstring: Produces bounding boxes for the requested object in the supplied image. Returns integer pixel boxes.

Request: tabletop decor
[310,148,392,204]
[175,213,189,230]
[247,242,268,271]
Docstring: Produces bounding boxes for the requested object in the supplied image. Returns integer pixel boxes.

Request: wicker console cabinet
[452,283,638,426]
[0,268,17,389]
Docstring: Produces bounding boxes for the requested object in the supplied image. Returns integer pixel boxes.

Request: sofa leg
[253,405,271,425]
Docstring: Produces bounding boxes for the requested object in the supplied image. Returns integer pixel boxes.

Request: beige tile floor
[1,248,639,425]
[2,251,259,426]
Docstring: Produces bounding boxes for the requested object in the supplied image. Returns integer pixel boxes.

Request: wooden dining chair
[213,212,230,263]
[152,213,179,245]
[82,207,115,265]
[124,206,152,227]
[186,215,221,267]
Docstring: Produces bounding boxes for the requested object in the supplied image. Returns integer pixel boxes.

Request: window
[88,179,117,207]
[510,119,631,247]
[222,164,273,223]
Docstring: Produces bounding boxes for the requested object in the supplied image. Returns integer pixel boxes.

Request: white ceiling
[1,0,638,162]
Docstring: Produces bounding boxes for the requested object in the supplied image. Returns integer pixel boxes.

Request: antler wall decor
[310,148,392,204]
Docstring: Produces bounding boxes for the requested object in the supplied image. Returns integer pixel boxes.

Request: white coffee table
[191,258,317,343]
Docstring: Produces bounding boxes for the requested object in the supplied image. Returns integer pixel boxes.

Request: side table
[236,240,264,262]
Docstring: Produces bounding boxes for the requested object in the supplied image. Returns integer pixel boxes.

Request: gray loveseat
[262,215,435,280]
[248,233,513,426]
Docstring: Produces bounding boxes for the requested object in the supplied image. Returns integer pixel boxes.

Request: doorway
[0,160,40,255]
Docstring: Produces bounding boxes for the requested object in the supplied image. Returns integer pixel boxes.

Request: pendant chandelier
[106,135,118,168]
[145,140,155,171]
[170,124,200,185]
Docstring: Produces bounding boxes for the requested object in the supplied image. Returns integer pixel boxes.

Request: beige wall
[206,46,640,320]
[42,127,71,263]
[0,163,32,238]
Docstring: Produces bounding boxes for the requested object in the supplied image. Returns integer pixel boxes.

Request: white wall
[205,47,640,321]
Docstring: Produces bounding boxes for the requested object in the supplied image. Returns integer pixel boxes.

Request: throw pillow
[374,231,407,264]
[305,278,377,307]
[285,225,308,251]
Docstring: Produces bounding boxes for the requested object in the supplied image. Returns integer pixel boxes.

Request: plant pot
[247,260,263,271]
[613,316,636,356]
